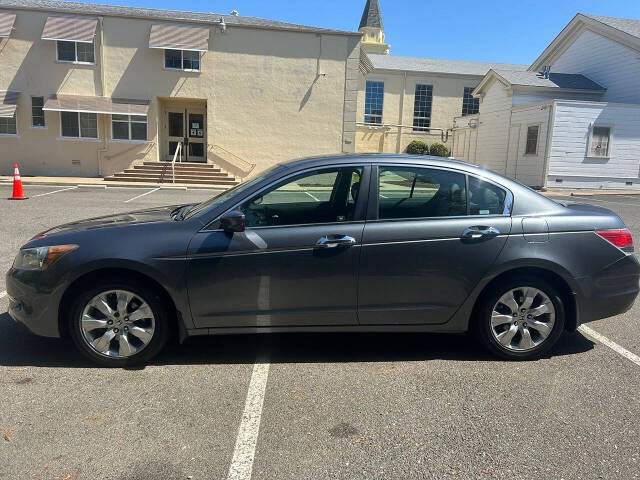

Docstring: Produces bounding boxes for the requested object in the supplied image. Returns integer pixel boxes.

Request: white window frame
[30,96,46,129]
[163,49,201,72]
[110,114,148,143]
[524,124,540,156]
[587,124,613,159]
[364,79,385,125]
[56,40,96,65]
[412,84,434,133]
[0,113,18,137]
[59,111,99,141]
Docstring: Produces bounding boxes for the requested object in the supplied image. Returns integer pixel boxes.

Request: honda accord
[6,155,639,366]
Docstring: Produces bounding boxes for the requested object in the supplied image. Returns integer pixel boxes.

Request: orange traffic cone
[8,163,28,200]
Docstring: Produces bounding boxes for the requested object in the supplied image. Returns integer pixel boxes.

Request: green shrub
[406,140,428,155]
[429,143,450,157]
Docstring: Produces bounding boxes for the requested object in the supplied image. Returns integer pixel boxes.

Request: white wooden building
[453,14,640,190]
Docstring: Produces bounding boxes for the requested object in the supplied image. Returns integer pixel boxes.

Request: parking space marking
[304,191,320,202]
[124,187,161,203]
[227,353,270,480]
[552,194,640,208]
[579,325,640,368]
[32,186,78,197]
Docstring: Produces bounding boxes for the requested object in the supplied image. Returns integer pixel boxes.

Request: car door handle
[315,235,357,248]
[462,226,501,239]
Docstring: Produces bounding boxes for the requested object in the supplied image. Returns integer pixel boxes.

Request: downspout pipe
[97,16,108,177]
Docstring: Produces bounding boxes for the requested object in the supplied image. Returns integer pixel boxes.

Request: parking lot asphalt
[1,185,639,480]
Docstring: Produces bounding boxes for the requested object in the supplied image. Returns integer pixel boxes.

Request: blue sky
[85,0,640,65]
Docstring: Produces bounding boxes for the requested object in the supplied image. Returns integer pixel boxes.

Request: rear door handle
[315,235,356,248]
[462,226,500,239]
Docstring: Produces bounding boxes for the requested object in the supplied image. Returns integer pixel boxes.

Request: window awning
[43,95,150,116]
[0,90,20,118]
[149,23,210,52]
[0,11,16,38]
[41,15,98,43]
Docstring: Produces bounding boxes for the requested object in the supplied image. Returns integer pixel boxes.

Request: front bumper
[5,268,64,338]
[575,253,640,325]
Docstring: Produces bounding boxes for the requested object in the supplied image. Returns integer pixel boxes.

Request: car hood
[37,205,181,237]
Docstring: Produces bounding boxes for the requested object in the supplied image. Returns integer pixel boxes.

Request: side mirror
[220,210,245,233]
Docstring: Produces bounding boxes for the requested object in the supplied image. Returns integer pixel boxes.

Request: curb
[0,179,225,191]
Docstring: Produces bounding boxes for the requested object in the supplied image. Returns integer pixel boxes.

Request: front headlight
[13,245,78,271]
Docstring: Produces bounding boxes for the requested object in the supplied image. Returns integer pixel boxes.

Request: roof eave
[513,85,606,95]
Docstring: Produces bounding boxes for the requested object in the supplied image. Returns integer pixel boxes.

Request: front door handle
[315,235,357,248]
[462,226,500,239]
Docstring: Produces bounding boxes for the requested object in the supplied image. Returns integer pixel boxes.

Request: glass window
[589,126,611,157]
[525,125,539,155]
[164,49,183,69]
[80,112,98,138]
[378,167,467,219]
[57,41,76,62]
[182,50,200,70]
[413,84,433,132]
[60,111,79,137]
[31,96,45,127]
[0,114,17,135]
[240,167,363,227]
[364,81,384,125]
[462,87,480,116]
[76,42,95,63]
[468,176,509,215]
[112,114,147,141]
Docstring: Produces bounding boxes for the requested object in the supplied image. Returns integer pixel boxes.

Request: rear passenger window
[378,167,467,219]
[468,176,509,215]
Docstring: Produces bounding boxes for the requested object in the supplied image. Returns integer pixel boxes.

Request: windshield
[184,164,286,219]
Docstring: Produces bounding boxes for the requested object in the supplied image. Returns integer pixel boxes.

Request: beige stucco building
[0,0,361,181]
[355,0,527,155]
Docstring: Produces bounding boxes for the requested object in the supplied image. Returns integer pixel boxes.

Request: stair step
[125,168,226,176]
[113,172,235,181]
[104,176,238,185]
[143,161,217,169]
[133,165,222,172]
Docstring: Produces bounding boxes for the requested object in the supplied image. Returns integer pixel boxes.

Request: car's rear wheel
[68,280,170,367]
[473,275,565,360]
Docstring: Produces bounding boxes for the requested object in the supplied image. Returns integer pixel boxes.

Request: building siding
[508,103,552,187]
[551,29,640,104]
[548,101,640,189]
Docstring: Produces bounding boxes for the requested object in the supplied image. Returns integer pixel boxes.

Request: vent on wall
[626,181,633,186]
[555,178,563,183]
[72,160,81,166]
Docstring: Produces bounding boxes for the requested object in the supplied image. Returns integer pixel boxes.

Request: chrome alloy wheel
[490,287,556,352]
[80,290,155,358]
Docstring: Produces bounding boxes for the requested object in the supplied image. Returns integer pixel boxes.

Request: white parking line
[124,187,160,203]
[579,325,640,368]
[32,186,78,197]
[552,194,640,208]
[304,191,320,202]
[227,353,271,480]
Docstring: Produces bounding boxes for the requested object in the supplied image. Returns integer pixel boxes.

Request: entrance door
[165,108,207,162]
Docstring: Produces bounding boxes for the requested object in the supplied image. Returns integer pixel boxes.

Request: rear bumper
[575,253,640,325]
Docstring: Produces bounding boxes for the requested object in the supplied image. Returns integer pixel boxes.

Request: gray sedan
[6,155,640,366]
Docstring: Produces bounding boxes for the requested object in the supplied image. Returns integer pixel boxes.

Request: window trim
[56,40,96,65]
[461,86,480,117]
[364,80,385,125]
[587,124,613,159]
[200,164,371,232]
[524,124,541,156]
[110,114,148,143]
[0,113,18,137]
[368,164,513,222]
[59,111,99,140]
[30,96,46,129]
[163,49,201,72]
[412,84,433,132]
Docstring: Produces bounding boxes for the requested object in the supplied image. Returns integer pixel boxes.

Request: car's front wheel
[68,280,170,367]
[474,275,565,360]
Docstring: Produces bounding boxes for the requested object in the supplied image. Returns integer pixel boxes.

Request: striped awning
[43,95,150,116]
[0,90,20,118]
[149,23,210,52]
[0,11,16,38]
[41,15,98,43]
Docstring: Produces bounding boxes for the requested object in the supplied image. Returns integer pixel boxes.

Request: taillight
[596,229,634,249]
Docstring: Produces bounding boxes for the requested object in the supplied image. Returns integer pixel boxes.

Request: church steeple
[358,0,390,55]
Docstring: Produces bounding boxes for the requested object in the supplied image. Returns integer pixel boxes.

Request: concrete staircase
[105,162,239,186]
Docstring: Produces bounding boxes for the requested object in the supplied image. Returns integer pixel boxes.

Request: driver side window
[240,167,363,228]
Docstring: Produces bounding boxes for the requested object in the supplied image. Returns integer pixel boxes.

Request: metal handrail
[171,141,182,184]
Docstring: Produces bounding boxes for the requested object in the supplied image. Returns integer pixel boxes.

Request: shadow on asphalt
[0,311,595,368]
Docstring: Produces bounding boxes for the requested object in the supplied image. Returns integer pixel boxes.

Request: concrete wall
[551,30,640,105]
[0,9,359,177]
[548,100,640,189]
[355,70,481,154]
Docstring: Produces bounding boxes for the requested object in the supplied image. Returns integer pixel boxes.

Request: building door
[165,108,207,162]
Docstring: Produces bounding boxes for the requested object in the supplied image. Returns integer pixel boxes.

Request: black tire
[68,278,170,367]
[473,275,565,360]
